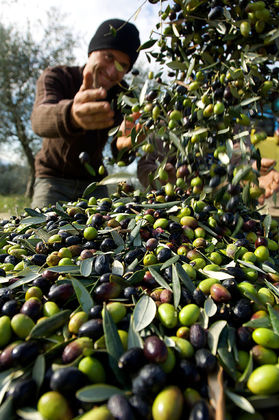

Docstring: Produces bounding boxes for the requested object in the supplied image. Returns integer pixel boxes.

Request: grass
[0,194,31,218]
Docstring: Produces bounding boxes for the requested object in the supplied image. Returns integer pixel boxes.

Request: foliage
[118,0,279,209]
[0,162,29,195]
[0,7,78,196]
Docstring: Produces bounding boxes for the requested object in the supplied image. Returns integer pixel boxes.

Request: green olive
[37,391,72,420]
[152,386,183,420]
[11,313,35,339]
[78,356,106,383]
[179,304,200,326]
[247,365,279,394]
[0,316,12,348]
[158,303,178,329]
[252,328,279,349]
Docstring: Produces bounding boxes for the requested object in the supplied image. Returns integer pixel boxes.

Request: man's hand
[70,69,115,131]
[252,157,276,176]
[258,169,279,204]
[116,112,143,151]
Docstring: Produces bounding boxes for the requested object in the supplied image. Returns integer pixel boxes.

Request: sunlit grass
[0,194,31,218]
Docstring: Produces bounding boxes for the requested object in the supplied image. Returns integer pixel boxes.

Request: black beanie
[88,19,140,70]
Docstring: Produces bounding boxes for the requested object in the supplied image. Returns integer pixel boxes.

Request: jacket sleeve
[31,67,84,140]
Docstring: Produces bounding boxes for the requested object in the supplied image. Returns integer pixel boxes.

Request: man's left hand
[258,169,279,203]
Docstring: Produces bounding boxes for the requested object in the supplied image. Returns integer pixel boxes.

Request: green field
[0,194,31,218]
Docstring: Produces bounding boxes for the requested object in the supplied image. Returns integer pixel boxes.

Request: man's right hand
[70,71,115,131]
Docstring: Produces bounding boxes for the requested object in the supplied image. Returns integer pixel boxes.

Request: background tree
[0,7,79,198]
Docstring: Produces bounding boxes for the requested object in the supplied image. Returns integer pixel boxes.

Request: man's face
[86,49,130,90]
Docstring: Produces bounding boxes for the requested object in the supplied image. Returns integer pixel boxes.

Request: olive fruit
[107,394,135,420]
[132,364,167,397]
[50,366,88,395]
[20,297,42,321]
[7,378,37,407]
[62,337,93,364]
[11,313,35,339]
[179,304,200,326]
[189,324,207,349]
[195,348,217,373]
[252,328,279,349]
[189,400,210,420]
[247,365,279,394]
[129,395,151,419]
[118,347,145,372]
[37,391,72,420]
[79,405,114,420]
[47,283,74,305]
[143,335,168,363]
[11,341,39,366]
[78,318,103,340]
[157,303,178,329]
[0,315,12,347]
[78,356,106,383]
[152,386,183,420]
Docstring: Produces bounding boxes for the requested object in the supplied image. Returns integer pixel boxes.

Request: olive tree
[0,8,78,197]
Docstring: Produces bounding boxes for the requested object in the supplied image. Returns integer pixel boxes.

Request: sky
[0,0,164,163]
[1,0,162,64]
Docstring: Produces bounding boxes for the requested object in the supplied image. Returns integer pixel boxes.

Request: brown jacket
[31,65,126,181]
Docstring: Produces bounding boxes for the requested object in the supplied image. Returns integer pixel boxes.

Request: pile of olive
[0,185,278,419]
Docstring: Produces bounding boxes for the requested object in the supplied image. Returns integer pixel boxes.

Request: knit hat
[88,19,140,70]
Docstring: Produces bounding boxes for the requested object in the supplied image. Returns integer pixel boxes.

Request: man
[31,19,140,208]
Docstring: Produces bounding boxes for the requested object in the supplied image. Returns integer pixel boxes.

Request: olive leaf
[111,230,125,248]
[232,166,252,185]
[263,214,272,238]
[208,320,227,355]
[243,317,271,329]
[267,303,279,336]
[175,262,195,293]
[160,255,180,271]
[197,222,218,238]
[265,279,279,299]
[128,315,143,349]
[128,220,143,244]
[225,389,255,414]
[80,257,94,277]
[204,297,217,318]
[133,294,157,332]
[111,260,124,276]
[0,398,14,420]
[126,269,146,286]
[47,265,80,274]
[8,268,40,290]
[169,132,187,157]
[32,354,45,389]
[172,264,181,309]
[28,310,71,339]
[20,214,47,226]
[103,305,125,385]
[76,384,125,403]
[71,278,94,314]
[82,182,97,197]
[238,351,253,384]
[201,270,233,281]
[139,79,148,105]
[16,408,43,420]
[149,267,172,291]
[138,39,157,51]
[217,327,237,380]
